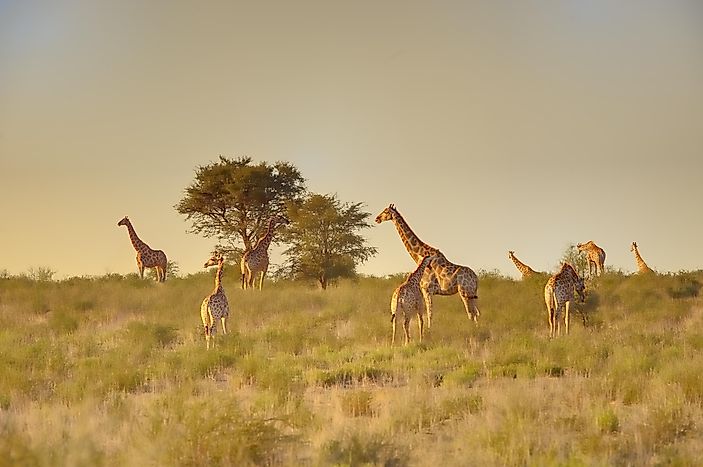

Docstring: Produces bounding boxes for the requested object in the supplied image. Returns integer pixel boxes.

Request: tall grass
[0,270,701,465]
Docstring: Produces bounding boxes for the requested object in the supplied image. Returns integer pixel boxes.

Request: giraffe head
[577,241,596,252]
[117,216,130,227]
[204,252,224,268]
[271,214,290,227]
[375,204,397,224]
[508,250,515,259]
[630,242,638,252]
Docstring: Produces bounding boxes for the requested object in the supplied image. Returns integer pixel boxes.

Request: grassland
[1,269,702,466]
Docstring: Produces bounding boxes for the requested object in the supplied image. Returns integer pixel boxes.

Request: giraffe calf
[391,255,434,345]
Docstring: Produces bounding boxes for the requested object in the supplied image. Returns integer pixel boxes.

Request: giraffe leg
[258,270,266,290]
[459,288,479,323]
[403,315,411,346]
[391,313,397,346]
[246,269,254,289]
[565,301,570,335]
[221,316,227,335]
[417,310,424,343]
[421,288,433,329]
[137,260,144,279]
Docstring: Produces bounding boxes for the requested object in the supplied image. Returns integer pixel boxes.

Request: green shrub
[596,408,620,433]
[322,430,408,466]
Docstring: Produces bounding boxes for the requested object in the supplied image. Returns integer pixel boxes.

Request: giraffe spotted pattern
[375,204,479,327]
[544,263,585,337]
[201,252,229,350]
[117,216,167,282]
[390,255,434,345]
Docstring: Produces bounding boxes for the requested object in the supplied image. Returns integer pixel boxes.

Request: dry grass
[0,270,702,465]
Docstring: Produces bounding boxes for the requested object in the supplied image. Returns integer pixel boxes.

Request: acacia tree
[175,156,306,254]
[280,194,377,289]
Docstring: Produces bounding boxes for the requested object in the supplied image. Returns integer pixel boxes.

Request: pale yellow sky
[1,0,702,278]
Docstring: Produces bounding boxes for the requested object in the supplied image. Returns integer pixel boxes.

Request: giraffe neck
[407,257,432,285]
[390,211,436,263]
[254,221,275,253]
[214,261,224,292]
[124,221,148,253]
[509,253,532,274]
[633,247,649,271]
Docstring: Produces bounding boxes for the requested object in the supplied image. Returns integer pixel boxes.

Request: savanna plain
[1,269,702,466]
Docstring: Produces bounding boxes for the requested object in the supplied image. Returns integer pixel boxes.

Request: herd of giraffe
[374,204,655,344]
[118,214,289,348]
[117,204,656,348]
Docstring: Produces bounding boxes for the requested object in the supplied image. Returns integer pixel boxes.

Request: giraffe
[240,215,289,290]
[544,263,586,338]
[630,242,654,274]
[577,241,606,277]
[201,252,229,350]
[375,204,479,327]
[508,250,539,279]
[390,255,434,346]
[117,216,167,282]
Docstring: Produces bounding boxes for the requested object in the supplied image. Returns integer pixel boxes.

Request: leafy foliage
[175,156,306,254]
[24,266,56,282]
[279,194,377,289]
[560,244,589,277]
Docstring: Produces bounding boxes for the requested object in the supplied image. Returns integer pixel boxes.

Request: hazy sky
[1,0,702,279]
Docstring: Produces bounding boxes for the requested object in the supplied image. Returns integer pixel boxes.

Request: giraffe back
[545,263,585,310]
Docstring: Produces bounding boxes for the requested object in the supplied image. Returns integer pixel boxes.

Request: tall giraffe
[375,204,479,327]
[508,251,539,279]
[201,252,229,350]
[390,255,434,346]
[630,242,654,274]
[240,215,289,290]
[577,241,606,277]
[544,263,585,338]
[117,216,167,282]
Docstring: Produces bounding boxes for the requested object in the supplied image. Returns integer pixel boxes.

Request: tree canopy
[175,156,306,253]
[280,194,377,289]
[561,244,590,277]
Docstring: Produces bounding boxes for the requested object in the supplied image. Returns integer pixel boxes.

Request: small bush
[596,408,620,433]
